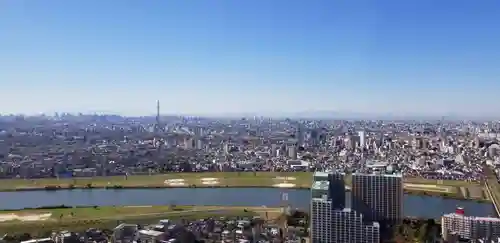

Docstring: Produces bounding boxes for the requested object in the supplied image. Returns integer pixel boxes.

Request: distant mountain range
[184,110,500,121]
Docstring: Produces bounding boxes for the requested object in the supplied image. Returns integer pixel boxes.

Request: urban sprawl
[2,109,500,243]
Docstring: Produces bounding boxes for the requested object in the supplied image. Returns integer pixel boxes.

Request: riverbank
[0,204,282,237]
[0,172,486,200]
[404,189,490,203]
[0,187,494,220]
[0,172,312,190]
[0,184,487,202]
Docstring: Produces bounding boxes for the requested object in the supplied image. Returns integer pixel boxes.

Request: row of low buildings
[442,208,500,242]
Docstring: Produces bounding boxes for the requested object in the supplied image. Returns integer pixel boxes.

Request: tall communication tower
[155,100,161,132]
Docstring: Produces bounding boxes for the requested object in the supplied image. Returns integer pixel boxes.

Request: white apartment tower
[358,131,365,149]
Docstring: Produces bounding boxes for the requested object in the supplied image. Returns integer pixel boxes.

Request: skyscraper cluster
[310,171,403,243]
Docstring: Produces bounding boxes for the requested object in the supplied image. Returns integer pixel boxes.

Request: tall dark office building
[296,123,304,146]
[351,173,404,225]
[311,172,380,243]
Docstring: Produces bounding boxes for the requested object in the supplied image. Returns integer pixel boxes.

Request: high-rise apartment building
[296,123,304,146]
[287,144,297,160]
[311,202,380,243]
[358,131,365,149]
[311,172,345,208]
[442,207,500,241]
[351,173,403,225]
[311,172,380,243]
[348,135,360,150]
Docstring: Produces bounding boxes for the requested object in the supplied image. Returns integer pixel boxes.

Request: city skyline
[1,0,500,116]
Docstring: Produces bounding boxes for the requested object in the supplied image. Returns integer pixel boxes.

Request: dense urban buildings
[0,113,498,185]
[2,214,304,243]
[2,112,500,241]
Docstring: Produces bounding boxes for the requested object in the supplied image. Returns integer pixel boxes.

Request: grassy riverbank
[0,205,281,237]
[0,172,486,200]
[0,172,312,191]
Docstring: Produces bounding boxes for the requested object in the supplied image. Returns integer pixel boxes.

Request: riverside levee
[0,187,494,219]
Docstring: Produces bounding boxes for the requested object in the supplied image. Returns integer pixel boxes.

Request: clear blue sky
[1,0,499,117]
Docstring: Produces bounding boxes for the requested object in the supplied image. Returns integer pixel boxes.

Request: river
[0,188,494,219]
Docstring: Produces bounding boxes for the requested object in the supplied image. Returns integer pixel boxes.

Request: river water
[0,188,494,219]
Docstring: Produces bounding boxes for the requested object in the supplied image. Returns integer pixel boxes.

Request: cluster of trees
[408,190,455,199]
[44,183,94,190]
[392,218,438,243]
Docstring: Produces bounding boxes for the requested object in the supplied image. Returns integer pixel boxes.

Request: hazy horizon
[3,109,500,120]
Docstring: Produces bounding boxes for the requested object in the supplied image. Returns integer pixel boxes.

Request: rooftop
[352,172,403,178]
[138,229,164,237]
[365,161,389,168]
[443,213,500,222]
[311,180,329,190]
[311,197,330,202]
[313,171,329,178]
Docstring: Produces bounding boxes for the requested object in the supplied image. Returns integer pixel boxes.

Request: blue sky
[1,0,499,117]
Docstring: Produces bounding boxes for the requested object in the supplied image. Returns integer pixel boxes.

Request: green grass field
[0,205,274,237]
[0,172,313,190]
[0,205,190,222]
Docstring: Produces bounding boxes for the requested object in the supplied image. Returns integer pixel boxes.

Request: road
[73,206,283,222]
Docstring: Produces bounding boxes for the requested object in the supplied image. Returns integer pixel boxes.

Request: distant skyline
[1,0,499,117]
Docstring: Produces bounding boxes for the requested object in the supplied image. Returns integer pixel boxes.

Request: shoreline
[4,184,313,191]
[0,185,489,203]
